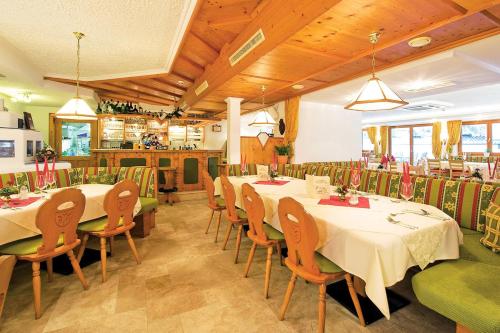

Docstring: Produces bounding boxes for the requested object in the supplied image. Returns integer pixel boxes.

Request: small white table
[0,184,141,246]
[214,176,462,319]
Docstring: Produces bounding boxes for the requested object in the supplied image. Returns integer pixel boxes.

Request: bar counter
[91,149,223,192]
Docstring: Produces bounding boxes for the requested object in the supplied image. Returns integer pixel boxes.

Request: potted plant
[36,143,57,162]
[275,144,291,164]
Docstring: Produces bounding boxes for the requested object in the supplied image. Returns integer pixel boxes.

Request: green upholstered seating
[77,216,123,232]
[139,197,159,214]
[412,260,500,333]
[459,227,500,266]
[0,235,64,256]
[314,252,343,274]
[263,224,284,241]
[215,196,225,207]
[236,208,247,219]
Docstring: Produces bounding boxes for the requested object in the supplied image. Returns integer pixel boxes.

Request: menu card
[306,175,331,198]
[257,164,269,180]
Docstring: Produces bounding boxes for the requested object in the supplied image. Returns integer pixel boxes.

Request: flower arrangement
[335,179,349,201]
[35,144,57,162]
[0,186,19,201]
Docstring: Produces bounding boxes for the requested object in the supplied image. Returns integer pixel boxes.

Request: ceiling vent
[229,29,265,67]
[402,101,452,111]
[194,80,209,96]
[404,81,456,93]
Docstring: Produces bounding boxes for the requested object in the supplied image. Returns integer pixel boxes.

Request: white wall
[294,101,362,163]
[204,120,228,150]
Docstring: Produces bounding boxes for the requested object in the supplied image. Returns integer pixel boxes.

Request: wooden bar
[91,149,223,192]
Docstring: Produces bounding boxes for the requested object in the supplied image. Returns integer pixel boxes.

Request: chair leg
[31,262,41,319]
[318,283,326,333]
[125,230,141,265]
[109,236,114,257]
[279,272,297,321]
[222,222,233,250]
[214,211,222,243]
[46,258,53,282]
[276,241,283,266]
[243,242,257,278]
[264,246,273,299]
[205,209,215,234]
[234,224,243,264]
[76,233,89,263]
[100,237,107,282]
[67,250,89,290]
[345,273,366,327]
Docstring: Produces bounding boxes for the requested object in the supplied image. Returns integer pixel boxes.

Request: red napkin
[402,162,411,184]
[253,180,289,185]
[318,196,370,209]
[0,196,41,208]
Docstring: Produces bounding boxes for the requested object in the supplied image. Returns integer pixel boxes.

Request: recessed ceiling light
[292,84,304,90]
[404,80,455,93]
[177,80,184,85]
[408,36,432,48]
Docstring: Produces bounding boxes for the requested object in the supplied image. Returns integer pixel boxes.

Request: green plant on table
[0,186,19,201]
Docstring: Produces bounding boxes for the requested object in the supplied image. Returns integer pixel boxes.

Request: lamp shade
[56,97,97,120]
[345,76,408,111]
[249,110,277,127]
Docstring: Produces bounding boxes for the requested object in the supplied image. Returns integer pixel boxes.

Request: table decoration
[400,162,413,201]
[0,196,41,208]
[335,182,349,201]
[319,195,370,208]
[257,164,269,180]
[0,186,18,208]
[254,180,289,186]
[240,154,247,175]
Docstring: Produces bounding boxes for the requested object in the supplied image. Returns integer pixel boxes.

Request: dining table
[214,175,462,319]
[0,184,142,246]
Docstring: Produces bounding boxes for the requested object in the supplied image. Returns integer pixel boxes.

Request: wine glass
[350,171,360,192]
[401,182,414,202]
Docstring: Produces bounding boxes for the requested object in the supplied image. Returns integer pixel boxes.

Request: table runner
[214,176,462,319]
[0,184,141,246]
[318,196,370,209]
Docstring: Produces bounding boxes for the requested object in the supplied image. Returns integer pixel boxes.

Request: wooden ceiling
[46,0,500,118]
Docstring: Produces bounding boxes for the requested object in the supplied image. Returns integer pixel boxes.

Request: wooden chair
[0,255,16,321]
[448,160,468,178]
[427,159,446,177]
[241,183,284,298]
[389,161,398,172]
[277,197,365,332]
[202,171,226,243]
[220,175,248,264]
[77,180,141,282]
[409,165,424,175]
[0,188,89,319]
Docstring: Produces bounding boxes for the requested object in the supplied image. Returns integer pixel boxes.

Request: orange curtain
[380,126,389,155]
[446,120,462,153]
[432,122,442,159]
[366,127,379,155]
[284,96,300,160]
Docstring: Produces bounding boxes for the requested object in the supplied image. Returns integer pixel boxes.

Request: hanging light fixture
[249,86,277,127]
[56,32,97,120]
[345,32,408,111]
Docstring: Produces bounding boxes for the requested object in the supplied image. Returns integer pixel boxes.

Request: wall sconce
[212,124,222,132]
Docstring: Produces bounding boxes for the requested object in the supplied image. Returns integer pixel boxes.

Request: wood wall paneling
[240,136,285,164]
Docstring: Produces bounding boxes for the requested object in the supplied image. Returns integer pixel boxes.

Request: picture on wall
[0,140,15,158]
[23,112,35,130]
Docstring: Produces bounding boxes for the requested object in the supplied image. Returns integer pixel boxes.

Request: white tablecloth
[0,184,141,246]
[214,176,462,319]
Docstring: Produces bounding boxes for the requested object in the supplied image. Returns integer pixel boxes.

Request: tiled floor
[1,200,454,332]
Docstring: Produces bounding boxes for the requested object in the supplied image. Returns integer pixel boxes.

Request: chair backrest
[427,159,441,169]
[0,255,16,320]
[35,188,86,255]
[241,183,267,241]
[449,160,464,171]
[220,175,239,221]
[278,197,321,276]
[103,179,139,231]
[389,162,398,172]
[202,170,217,207]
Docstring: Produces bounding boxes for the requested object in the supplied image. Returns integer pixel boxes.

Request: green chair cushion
[77,216,124,232]
[459,227,500,266]
[237,208,247,219]
[412,260,500,333]
[314,252,343,274]
[263,223,284,241]
[0,235,64,255]
[139,197,159,214]
[215,196,225,207]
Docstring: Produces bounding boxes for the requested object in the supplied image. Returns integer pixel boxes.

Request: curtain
[284,96,300,160]
[446,120,462,153]
[380,126,389,155]
[366,127,379,155]
[432,122,442,159]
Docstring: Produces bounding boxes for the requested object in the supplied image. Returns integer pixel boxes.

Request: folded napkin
[318,196,370,209]
[254,180,289,186]
[0,196,41,208]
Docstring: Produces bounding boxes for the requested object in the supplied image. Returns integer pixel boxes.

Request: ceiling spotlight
[408,36,432,48]
[292,84,304,90]
[177,80,184,85]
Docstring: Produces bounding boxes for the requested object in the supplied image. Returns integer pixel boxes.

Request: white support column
[225,97,243,164]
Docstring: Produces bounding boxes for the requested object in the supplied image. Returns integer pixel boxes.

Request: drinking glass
[19,185,28,200]
[401,182,414,202]
[350,172,360,192]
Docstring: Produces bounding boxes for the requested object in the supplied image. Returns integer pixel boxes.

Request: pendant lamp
[56,32,97,120]
[345,32,408,111]
[249,86,277,127]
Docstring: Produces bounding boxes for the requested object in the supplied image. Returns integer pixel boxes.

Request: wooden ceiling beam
[169,71,195,85]
[178,0,343,108]
[150,78,187,92]
[281,42,346,61]
[98,93,167,106]
[105,81,176,102]
[248,1,500,104]
[125,80,183,99]
[190,31,220,56]
[481,9,500,26]
[439,0,468,15]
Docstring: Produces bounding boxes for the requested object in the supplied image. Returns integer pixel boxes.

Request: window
[412,126,432,163]
[362,130,374,151]
[461,124,487,153]
[61,122,91,156]
[391,127,410,162]
[493,123,500,153]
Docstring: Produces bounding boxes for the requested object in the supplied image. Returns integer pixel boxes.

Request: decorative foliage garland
[96,100,183,120]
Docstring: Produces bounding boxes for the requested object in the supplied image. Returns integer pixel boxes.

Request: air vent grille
[194,80,209,96]
[229,29,265,67]
[402,103,449,111]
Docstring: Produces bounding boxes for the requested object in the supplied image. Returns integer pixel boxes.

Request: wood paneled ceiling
[46,0,500,118]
